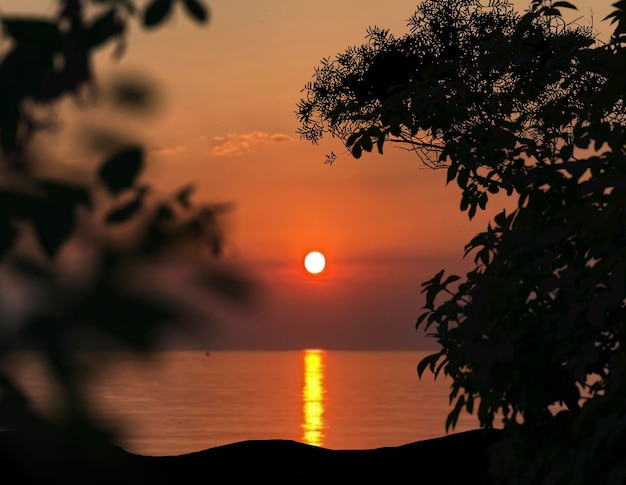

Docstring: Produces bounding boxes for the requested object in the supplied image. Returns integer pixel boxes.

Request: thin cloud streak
[211,131,293,156]
[150,145,187,157]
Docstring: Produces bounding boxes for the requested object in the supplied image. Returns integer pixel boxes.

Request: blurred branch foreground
[0,0,254,473]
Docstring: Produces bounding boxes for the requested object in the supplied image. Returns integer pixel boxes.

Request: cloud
[150,145,187,157]
[211,131,293,156]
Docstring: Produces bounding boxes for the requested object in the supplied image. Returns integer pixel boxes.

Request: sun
[304,251,326,274]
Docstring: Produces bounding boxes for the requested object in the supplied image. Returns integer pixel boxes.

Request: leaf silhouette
[76,287,177,351]
[109,74,157,113]
[182,0,210,23]
[40,181,91,210]
[33,204,75,258]
[0,217,16,259]
[7,256,53,281]
[552,1,577,9]
[143,0,173,28]
[175,184,195,209]
[98,146,144,194]
[105,196,143,224]
[87,10,125,49]
[2,18,62,47]
[0,190,40,220]
[155,204,174,222]
[194,267,254,303]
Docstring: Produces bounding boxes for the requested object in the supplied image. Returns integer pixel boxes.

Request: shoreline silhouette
[1,428,500,484]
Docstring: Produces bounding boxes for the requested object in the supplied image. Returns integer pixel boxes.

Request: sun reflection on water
[301,349,326,447]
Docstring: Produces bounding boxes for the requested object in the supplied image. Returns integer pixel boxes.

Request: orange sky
[3,0,614,349]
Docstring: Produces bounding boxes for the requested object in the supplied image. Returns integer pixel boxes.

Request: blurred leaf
[86,10,124,49]
[7,256,53,281]
[108,73,159,113]
[205,201,235,214]
[80,126,133,154]
[155,204,174,222]
[1,18,62,47]
[0,217,16,259]
[0,190,41,220]
[1,44,55,100]
[76,286,177,351]
[143,0,173,28]
[194,267,254,303]
[33,204,75,258]
[98,146,144,194]
[0,371,33,427]
[175,184,195,209]
[0,102,20,153]
[182,0,210,23]
[40,181,91,210]
[105,195,142,224]
[111,37,127,60]
[138,221,168,252]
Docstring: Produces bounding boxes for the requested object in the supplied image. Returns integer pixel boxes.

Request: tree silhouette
[0,0,251,476]
[298,0,626,483]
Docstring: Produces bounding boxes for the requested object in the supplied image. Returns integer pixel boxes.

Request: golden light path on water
[301,349,326,446]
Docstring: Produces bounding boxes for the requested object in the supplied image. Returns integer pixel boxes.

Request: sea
[8,350,484,456]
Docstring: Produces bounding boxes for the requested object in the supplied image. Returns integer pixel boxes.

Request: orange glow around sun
[304,251,326,274]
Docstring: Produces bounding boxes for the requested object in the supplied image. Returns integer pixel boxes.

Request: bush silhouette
[298,1,626,483]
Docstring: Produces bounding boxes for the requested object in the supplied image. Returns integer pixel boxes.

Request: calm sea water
[9,351,483,456]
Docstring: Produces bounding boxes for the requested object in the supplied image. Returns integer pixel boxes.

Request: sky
[1,0,614,349]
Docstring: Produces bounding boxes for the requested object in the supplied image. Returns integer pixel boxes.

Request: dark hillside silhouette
[0,428,502,484]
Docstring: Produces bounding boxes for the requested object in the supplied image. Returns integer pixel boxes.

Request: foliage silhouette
[0,0,251,474]
[299,0,626,483]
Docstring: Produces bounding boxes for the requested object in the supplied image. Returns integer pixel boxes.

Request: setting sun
[304,251,326,274]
